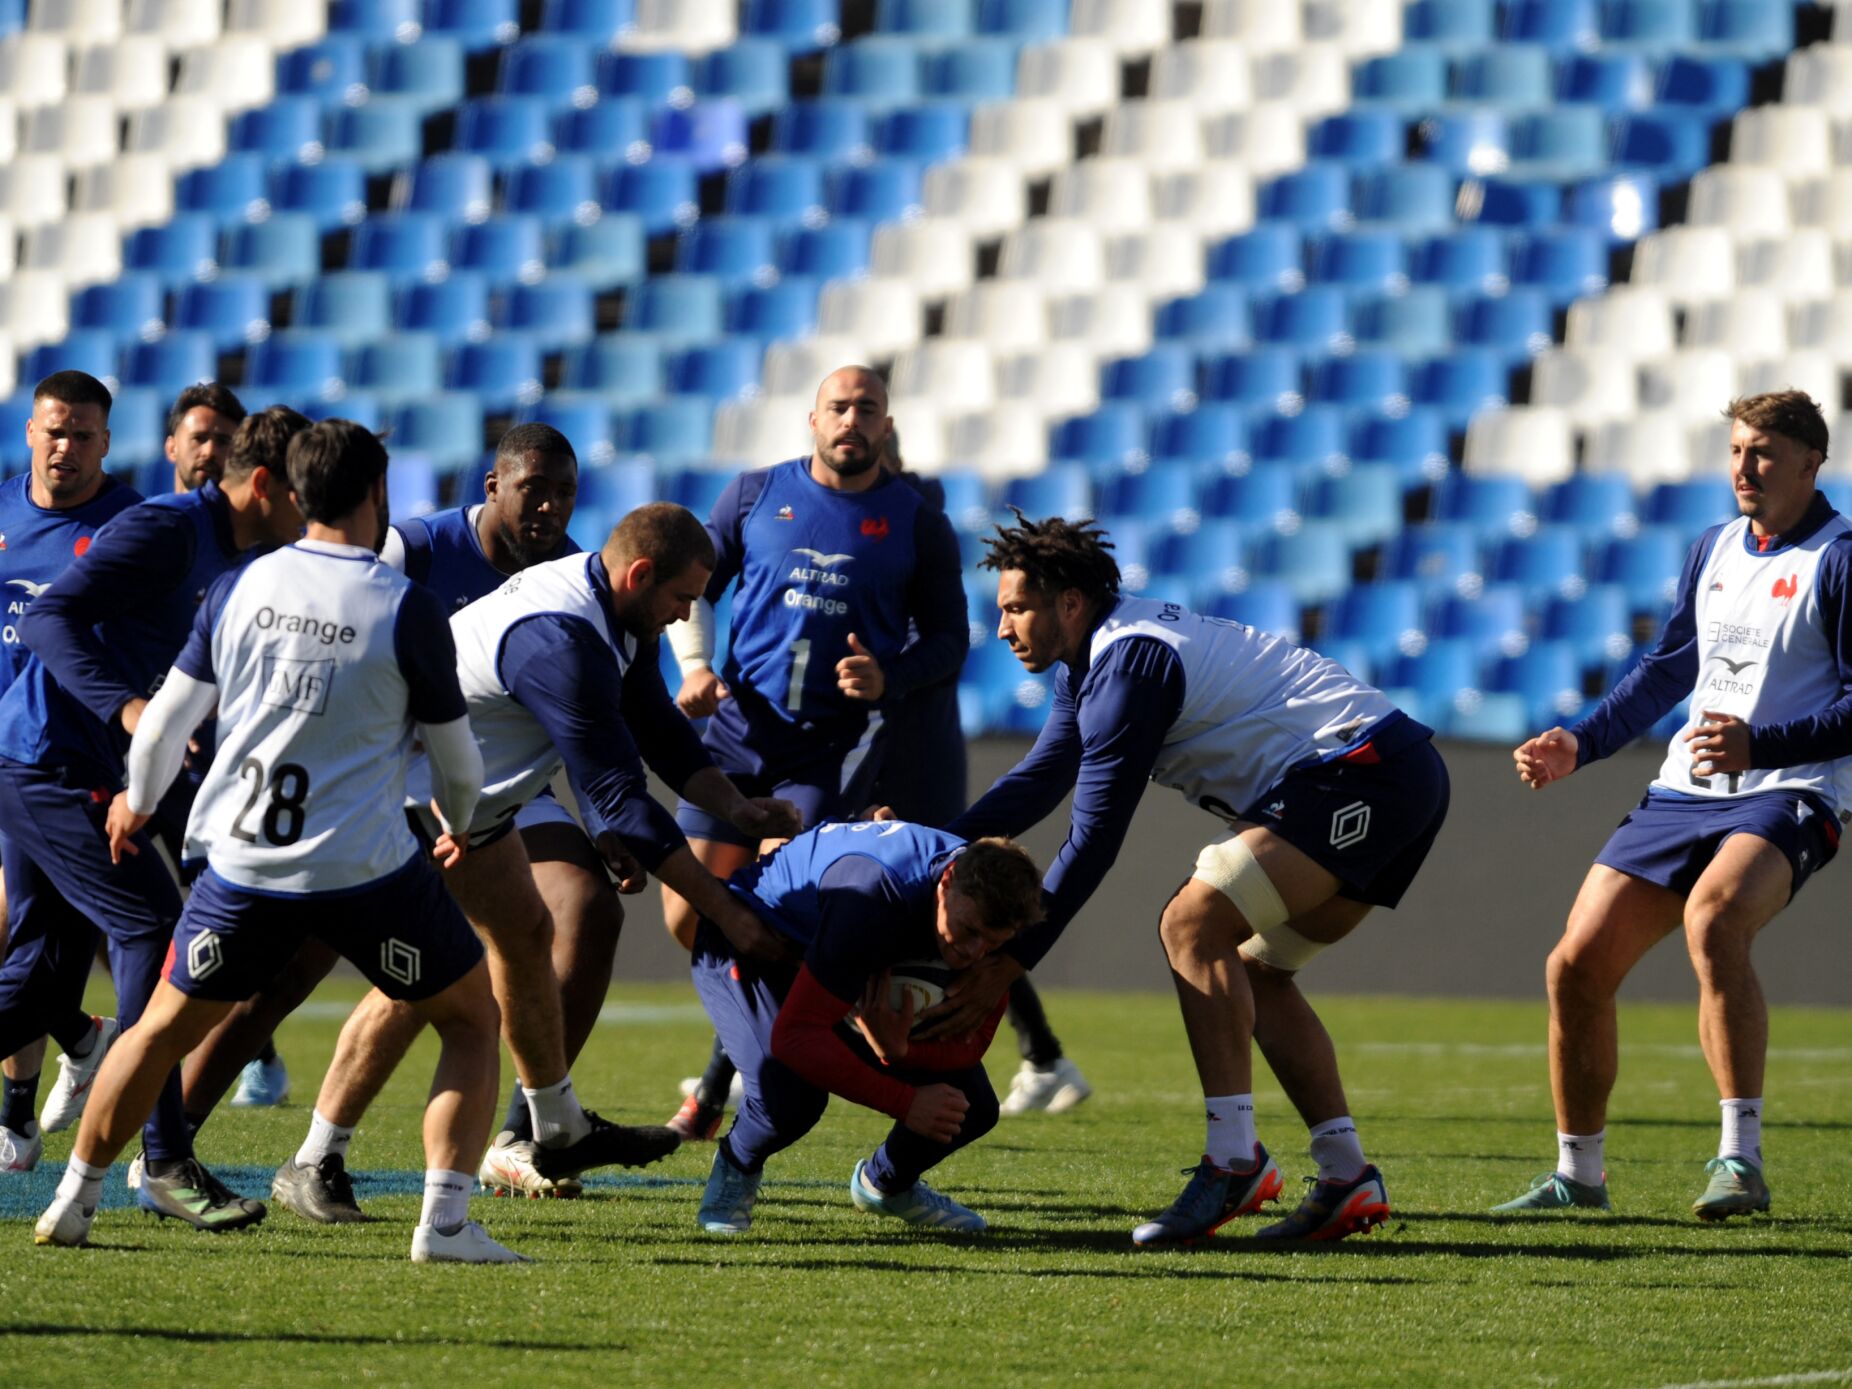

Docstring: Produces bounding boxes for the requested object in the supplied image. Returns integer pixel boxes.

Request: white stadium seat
[1637,349,1740,421]
[0,99,15,162]
[73,38,172,113]
[1783,43,1852,113]
[890,341,997,411]
[994,344,1103,419]
[1248,47,1349,117]
[1728,107,1831,175]
[1737,352,1840,410]
[1565,286,1677,359]
[1200,0,1304,51]
[0,332,15,398]
[1152,161,1257,236]
[1462,406,1575,486]
[922,157,1026,238]
[945,406,1050,480]
[870,220,977,299]
[1682,291,1790,355]
[998,220,1108,289]
[1048,158,1153,232]
[1789,170,1852,231]
[1629,227,1737,304]
[1014,38,1121,117]
[759,337,870,396]
[943,282,1051,350]
[1047,284,1155,357]
[0,155,71,230]
[1583,412,1697,485]
[28,0,122,41]
[126,96,229,171]
[618,0,736,54]
[1529,348,1639,426]
[1737,230,1834,302]
[0,270,73,351]
[1686,166,1792,237]
[175,36,280,112]
[127,0,223,47]
[710,396,811,466]
[1201,105,1308,177]
[1148,41,1254,114]
[1789,291,1852,360]
[225,0,330,49]
[1106,225,1207,299]
[1098,99,1208,174]
[71,153,176,230]
[21,211,123,289]
[816,278,924,358]
[886,401,949,472]
[1068,0,1174,56]
[23,97,121,170]
[968,99,1074,178]
[0,34,70,108]
[1303,0,1404,55]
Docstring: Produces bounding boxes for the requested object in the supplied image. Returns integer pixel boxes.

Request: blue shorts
[1241,736,1450,908]
[1596,789,1839,901]
[163,856,484,1003]
[677,695,887,848]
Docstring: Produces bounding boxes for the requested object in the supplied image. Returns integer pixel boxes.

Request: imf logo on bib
[260,655,334,716]
[1329,802,1371,849]
[381,938,422,989]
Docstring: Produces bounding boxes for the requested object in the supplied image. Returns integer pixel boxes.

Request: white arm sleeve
[378,526,407,572]
[126,670,219,816]
[666,597,716,678]
[417,714,483,835]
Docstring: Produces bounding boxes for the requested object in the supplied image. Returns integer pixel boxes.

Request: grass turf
[3,983,1850,1389]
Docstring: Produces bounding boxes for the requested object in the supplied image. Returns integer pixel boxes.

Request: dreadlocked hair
[980,507,1121,605]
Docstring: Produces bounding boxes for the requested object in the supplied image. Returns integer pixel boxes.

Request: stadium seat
[1509,228,1609,299]
[772,100,873,162]
[425,0,519,47]
[540,0,631,36]
[1351,407,1449,482]
[496,277,596,351]
[726,156,827,224]
[294,273,393,348]
[454,96,555,171]
[550,217,647,291]
[451,217,547,284]
[1050,406,1147,471]
[1501,0,1597,47]
[1593,525,1686,612]
[396,272,491,340]
[1152,287,1253,351]
[602,158,701,236]
[923,38,1019,103]
[277,36,367,104]
[1101,346,1195,412]
[448,337,544,412]
[1454,288,1553,362]
[650,99,749,171]
[1200,347,1303,410]
[229,95,325,163]
[696,39,789,116]
[1324,581,1426,667]
[270,160,370,231]
[1488,525,1587,597]
[826,164,926,223]
[391,394,487,472]
[1383,521,1483,594]
[324,100,425,174]
[120,332,218,392]
[346,333,443,404]
[1307,231,1408,294]
[1351,287,1454,356]
[977,0,1065,40]
[1644,479,1735,533]
[1451,45,1554,107]
[871,220,978,298]
[1256,163,1351,232]
[1409,353,1508,429]
[327,0,418,40]
[741,0,841,49]
[1657,53,1749,113]
[667,341,763,402]
[677,217,779,288]
[351,214,451,283]
[73,275,166,343]
[505,158,600,227]
[1253,288,1349,355]
[1433,473,1536,541]
[726,278,822,342]
[246,331,347,403]
[1206,225,1304,293]
[1462,406,1574,485]
[220,216,322,290]
[624,275,726,344]
[558,336,665,404]
[1542,582,1633,667]
[823,37,924,111]
[1556,51,1652,109]
[1351,46,1448,109]
[1489,641,1586,730]
[1697,0,1792,58]
[779,222,873,279]
[176,154,269,223]
[1248,523,1354,606]
[500,35,597,108]
[876,103,972,163]
[1307,353,1408,413]
[1428,582,1527,652]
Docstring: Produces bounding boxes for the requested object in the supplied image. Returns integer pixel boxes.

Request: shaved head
[815,365,887,412]
[809,366,890,483]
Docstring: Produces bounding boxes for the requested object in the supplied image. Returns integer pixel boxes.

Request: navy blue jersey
[387,504,580,611]
[703,460,966,737]
[0,482,252,785]
[0,474,141,699]
[731,820,963,999]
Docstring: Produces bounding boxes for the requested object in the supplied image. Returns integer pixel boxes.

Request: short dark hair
[949,837,1044,935]
[166,382,246,437]
[495,422,577,470]
[604,502,716,579]
[287,419,388,524]
[1724,391,1830,459]
[33,371,113,417]
[225,405,311,482]
[979,508,1121,606]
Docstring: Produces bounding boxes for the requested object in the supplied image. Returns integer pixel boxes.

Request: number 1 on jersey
[786,637,811,712]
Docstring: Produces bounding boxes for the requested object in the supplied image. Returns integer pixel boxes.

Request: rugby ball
[886,958,957,1018]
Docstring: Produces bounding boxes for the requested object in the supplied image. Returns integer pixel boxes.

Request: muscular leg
[1681,835,1791,1103]
[406,960,501,1174]
[1245,895,1374,1128]
[70,982,234,1170]
[183,938,341,1125]
[311,988,425,1128]
[1546,865,1686,1135]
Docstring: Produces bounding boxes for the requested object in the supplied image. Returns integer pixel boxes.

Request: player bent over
[935,513,1450,1246]
[37,421,525,1261]
[693,823,1042,1236]
[1497,392,1852,1221]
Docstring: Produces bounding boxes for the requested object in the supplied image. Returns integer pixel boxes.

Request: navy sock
[51,1011,97,1056]
[256,1036,278,1065]
[502,1081,533,1142]
[694,1036,735,1109]
[1,1072,40,1133]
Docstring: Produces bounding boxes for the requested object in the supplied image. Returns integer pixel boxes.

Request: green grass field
[3,982,1849,1389]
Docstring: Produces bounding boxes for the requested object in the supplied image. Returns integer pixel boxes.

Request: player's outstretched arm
[654,845,791,961]
[1512,727,1580,790]
[678,765,802,842]
[113,667,220,864]
[418,714,483,847]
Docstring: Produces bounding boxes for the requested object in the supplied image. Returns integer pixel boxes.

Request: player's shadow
[642,1251,1430,1286]
[0,1324,622,1353]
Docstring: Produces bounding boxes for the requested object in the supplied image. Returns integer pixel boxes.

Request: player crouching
[691,822,1042,1235]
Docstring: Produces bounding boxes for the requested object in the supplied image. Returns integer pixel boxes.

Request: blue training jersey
[0,482,252,785]
[702,460,967,739]
[0,473,140,700]
[384,504,580,611]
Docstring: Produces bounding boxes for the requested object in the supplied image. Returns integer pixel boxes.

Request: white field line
[1647,1370,1852,1389]
[1357,1042,1852,1061]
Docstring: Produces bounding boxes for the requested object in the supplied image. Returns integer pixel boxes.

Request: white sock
[418,1168,473,1232]
[523,1076,589,1146]
[1309,1116,1367,1183]
[1720,1098,1763,1166]
[57,1156,108,1210]
[295,1110,356,1168]
[1204,1094,1257,1170]
[1557,1130,1605,1186]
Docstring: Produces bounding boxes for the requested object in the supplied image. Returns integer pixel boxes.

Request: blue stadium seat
[1419,109,1509,177]
[1488,640,1586,729]
[1555,51,1652,109]
[1256,163,1350,231]
[395,272,490,338]
[1308,111,1403,166]
[1410,351,1509,429]
[369,40,466,111]
[1455,288,1553,361]
[726,156,826,223]
[1307,353,1407,412]
[522,395,619,462]
[497,277,596,351]
[294,272,392,347]
[25,333,116,387]
[270,159,369,231]
[1206,225,1304,292]
[1502,0,1597,46]
[1488,525,1586,596]
[623,275,726,343]
[696,40,790,116]
[1380,637,1481,711]
[825,161,925,221]
[424,0,519,48]
[499,35,597,108]
[386,450,438,519]
[664,465,737,518]
[107,390,167,459]
[1540,473,1639,538]
[450,215,546,282]
[596,50,692,103]
[1153,286,1252,350]
[1101,346,1195,411]
[1383,521,1483,593]
[1643,479,1735,533]
[1002,465,1092,521]
[1408,228,1507,297]
[392,395,486,472]
[777,221,872,278]
[277,37,367,105]
[554,97,651,158]
[1352,165,1456,233]
[549,216,647,290]
[1350,407,1449,482]
[1655,54,1750,114]
[1697,0,1792,58]
[1350,287,1453,356]
[505,157,600,230]
[1307,231,1407,294]
[350,213,450,283]
[120,332,218,392]
[1609,112,1710,177]
[176,154,268,222]
[1301,463,1405,547]
[447,337,544,412]
[1439,691,1530,742]
[171,281,270,353]
[1468,178,1564,230]
[397,153,492,223]
[219,215,322,290]
[1199,468,1297,529]
[328,0,419,40]
[1351,47,1448,110]
[1509,227,1609,299]
[743,0,842,49]
[1451,45,1555,107]
[1051,406,1148,471]
[229,96,324,162]
[1100,467,1204,532]
[1254,288,1349,354]
[346,333,443,403]
[1565,173,1661,240]
[1249,523,1354,606]
[1150,405,1250,470]
[1433,473,1536,540]
[559,336,665,404]
[1325,580,1425,667]
[1199,347,1303,409]
[1149,519,1248,591]
[245,331,346,402]
[1505,109,1609,181]
[324,100,425,174]
[73,275,166,341]
[876,102,970,161]
[299,391,383,431]
[677,216,779,287]
[454,97,554,171]
[1199,579,1300,642]
[1404,0,1495,47]
[1251,408,1346,471]
[1542,582,1632,667]
[539,0,634,38]
[878,0,974,39]
[726,278,822,340]
[572,461,657,534]
[923,38,1018,102]
[622,398,716,467]
[601,157,700,235]
[1601,0,1696,50]
[774,100,874,162]
[667,341,763,402]
[824,37,924,110]
[1594,525,1686,613]
[1428,584,1527,661]
[651,100,750,172]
